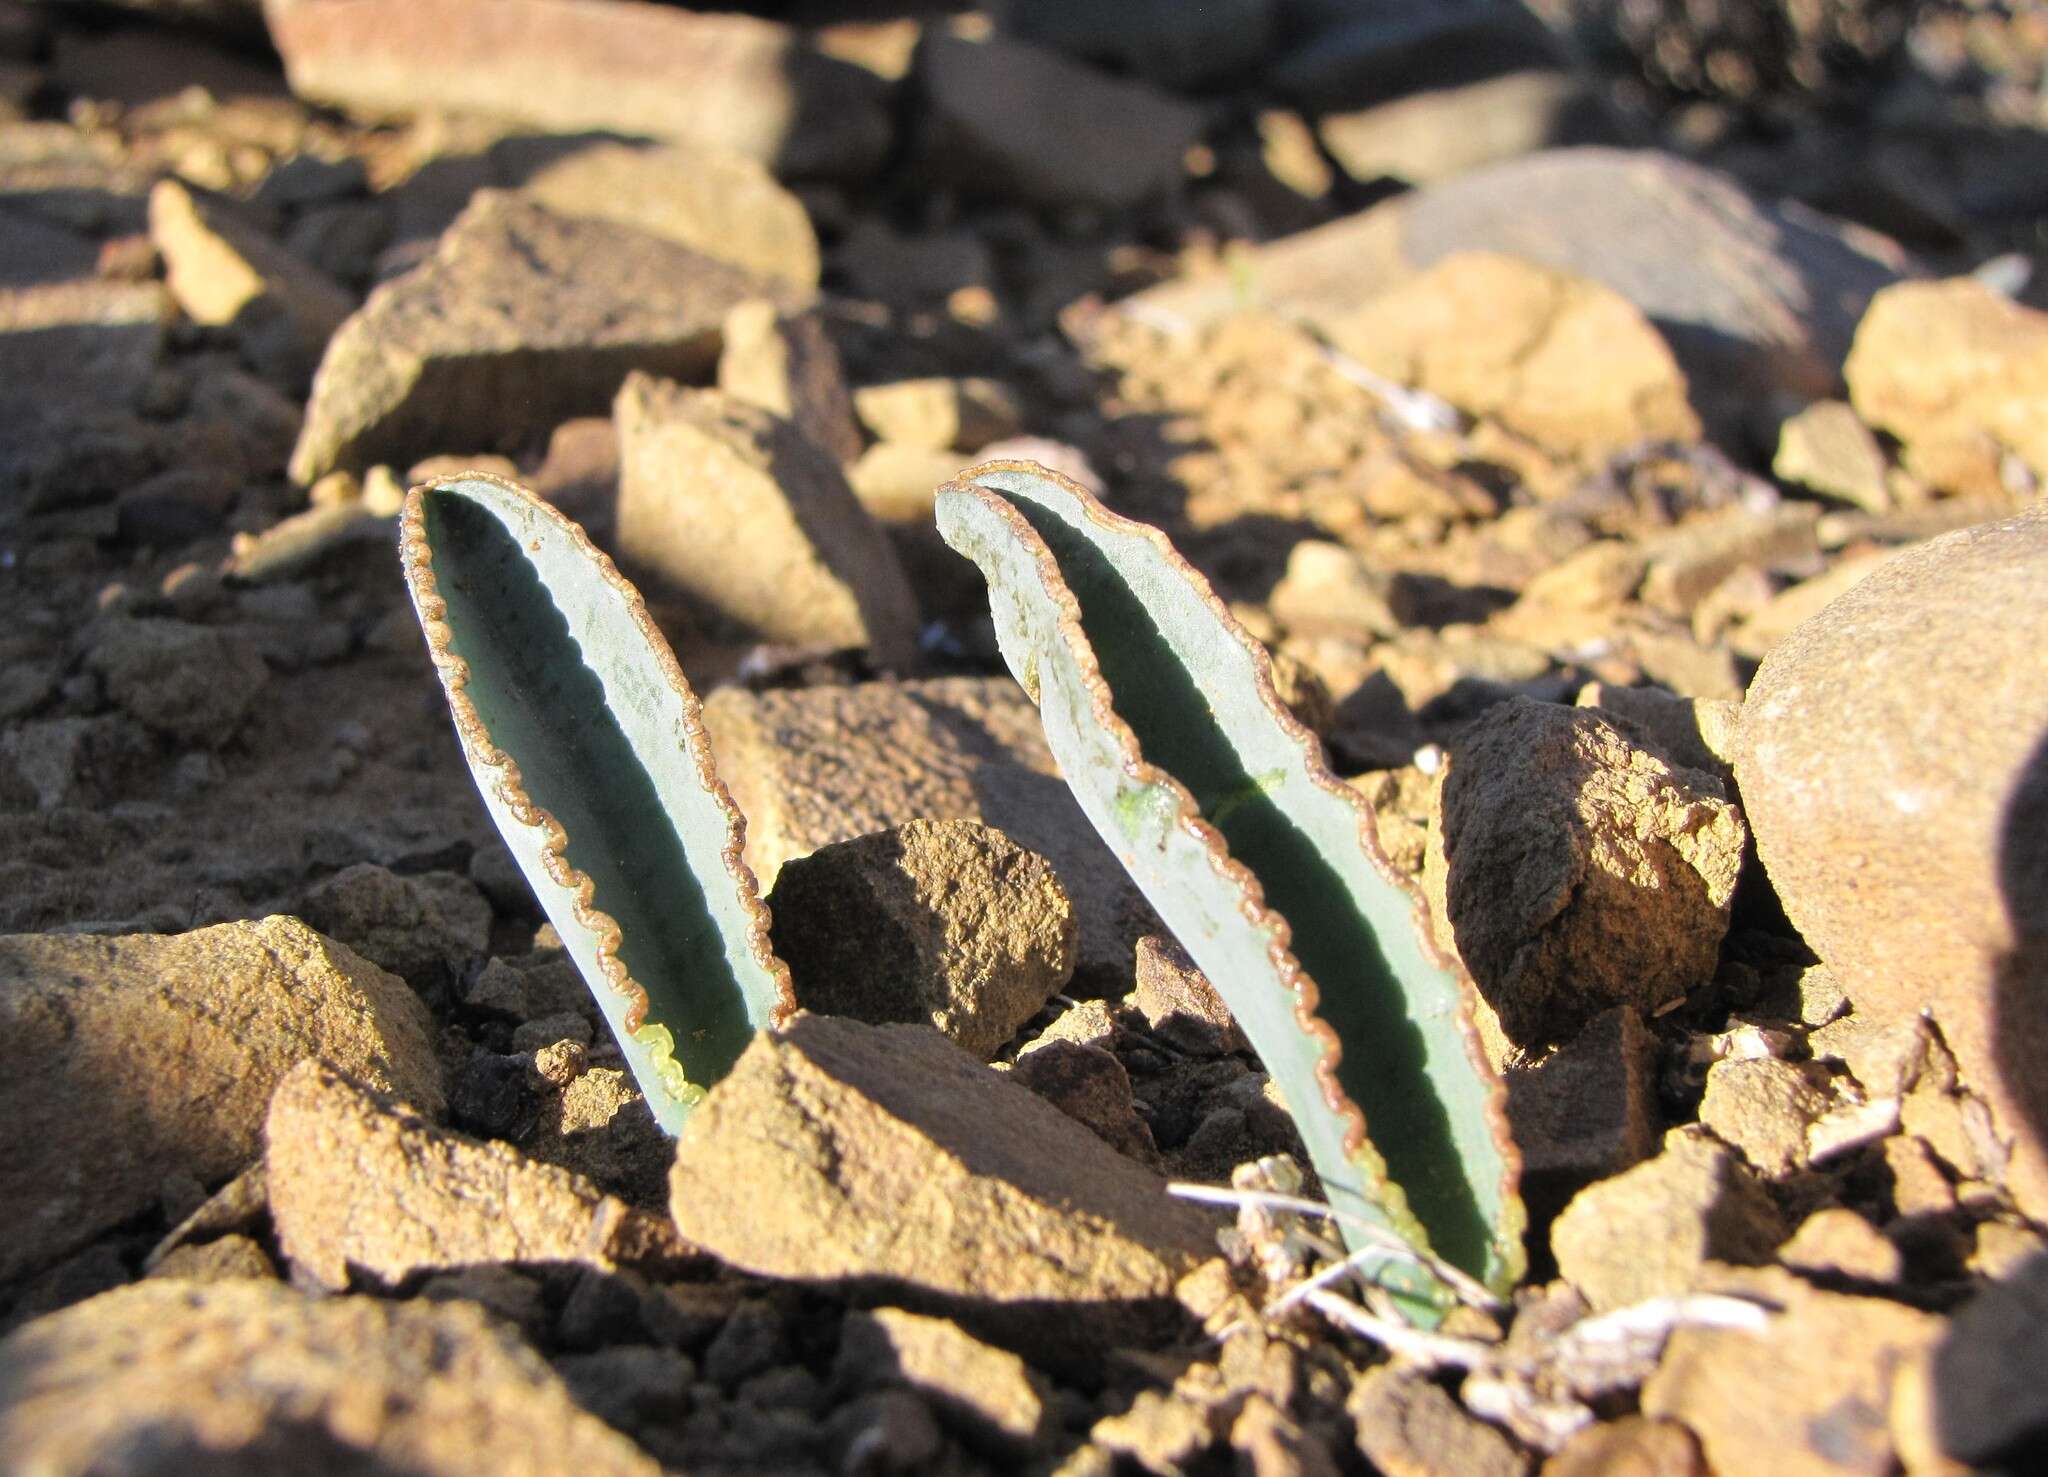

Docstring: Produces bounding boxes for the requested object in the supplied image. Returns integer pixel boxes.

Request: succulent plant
[935,460,1525,1318]
[399,472,794,1134]
[400,462,1522,1320]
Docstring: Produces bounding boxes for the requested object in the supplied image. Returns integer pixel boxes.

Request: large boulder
[1734,502,2048,1219]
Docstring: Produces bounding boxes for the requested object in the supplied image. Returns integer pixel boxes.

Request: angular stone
[1551,1128,1782,1311]
[262,0,890,181]
[1115,148,1909,444]
[1132,933,1248,1056]
[701,677,1159,992]
[668,1015,1215,1375]
[1733,504,2048,1219]
[1846,277,2048,497]
[1011,1039,1159,1164]
[288,193,796,484]
[1574,683,1738,784]
[266,1059,688,1290]
[853,376,1022,453]
[717,301,861,464]
[147,1233,278,1284]
[1641,1266,1941,1477]
[1773,399,1892,513]
[1426,699,1747,1049]
[768,819,1075,1060]
[1341,251,1698,455]
[1349,1366,1530,1477]
[1699,1058,1829,1178]
[296,862,491,997]
[148,177,352,384]
[914,33,1201,210]
[837,1305,1049,1449]
[0,1280,662,1476]
[1778,1207,1903,1284]
[1506,1005,1660,1221]
[612,376,914,666]
[1639,504,1821,617]
[0,917,441,1283]
[501,137,819,292]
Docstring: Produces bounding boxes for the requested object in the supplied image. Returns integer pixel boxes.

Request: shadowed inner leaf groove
[424,490,754,1085]
[1010,501,1491,1278]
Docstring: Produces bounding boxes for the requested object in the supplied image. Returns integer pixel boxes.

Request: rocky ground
[2,1,2046,1473]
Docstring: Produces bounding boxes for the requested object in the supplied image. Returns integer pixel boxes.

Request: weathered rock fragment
[0,917,441,1283]
[768,819,1075,1059]
[288,193,796,484]
[669,1015,1214,1375]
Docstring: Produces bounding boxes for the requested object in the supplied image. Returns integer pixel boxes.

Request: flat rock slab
[701,677,1161,994]
[262,0,890,181]
[288,192,798,484]
[1733,502,2048,1220]
[266,1059,690,1290]
[0,916,442,1284]
[613,376,916,668]
[914,32,1201,211]
[1110,148,1910,445]
[0,1279,662,1476]
[669,1014,1216,1377]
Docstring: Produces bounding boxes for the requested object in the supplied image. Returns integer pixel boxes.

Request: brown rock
[1091,1389,1219,1473]
[1349,1366,1530,1477]
[717,301,862,465]
[520,1064,671,1212]
[148,178,352,384]
[0,917,441,1284]
[1574,683,1738,783]
[1551,1128,1782,1311]
[853,376,1022,453]
[1641,1266,1941,1477]
[847,440,971,525]
[82,616,269,748]
[296,863,492,997]
[1506,1005,1660,1220]
[266,1059,687,1290]
[1542,1416,1701,1477]
[1778,1207,1903,1284]
[836,1306,1049,1449]
[668,1014,1215,1375]
[262,0,889,181]
[1729,550,1898,662]
[1733,504,2048,1219]
[1516,541,1647,612]
[0,1279,662,1476]
[1773,399,1892,512]
[1340,251,1699,456]
[288,192,796,484]
[1699,1057,1830,1178]
[1846,277,2048,497]
[1269,539,1401,641]
[914,32,1201,210]
[503,137,820,292]
[1426,699,1747,1049]
[613,376,916,669]
[1114,148,1909,445]
[769,819,1075,1059]
[1131,933,1248,1056]
[1638,504,1821,618]
[702,677,1159,992]
[147,1233,278,1284]
[1011,1039,1159,1164]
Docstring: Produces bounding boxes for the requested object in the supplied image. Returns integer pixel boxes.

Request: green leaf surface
[937,461,1525,1313]
[400,473,792,1134]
